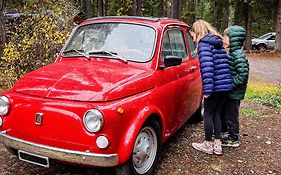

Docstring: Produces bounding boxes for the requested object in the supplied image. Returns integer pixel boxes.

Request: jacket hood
[200,33,223,47]
[228,25,246,50]
[12,59,155,102]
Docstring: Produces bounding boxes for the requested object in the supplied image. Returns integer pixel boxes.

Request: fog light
[0,117,3,127]
[96,136,109,149]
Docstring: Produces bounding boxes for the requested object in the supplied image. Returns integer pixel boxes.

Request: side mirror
[163,55,182,68]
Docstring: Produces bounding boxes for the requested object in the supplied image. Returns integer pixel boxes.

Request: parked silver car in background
[252,32,276,51]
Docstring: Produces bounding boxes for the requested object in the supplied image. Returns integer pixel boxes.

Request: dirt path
[0,54,280,175]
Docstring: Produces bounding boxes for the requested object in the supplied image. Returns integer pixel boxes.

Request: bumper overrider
[0,131,118,167]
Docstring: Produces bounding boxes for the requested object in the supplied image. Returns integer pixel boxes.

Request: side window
[162,29,187,61]
[186,32,197,58]
[268,35,276,40]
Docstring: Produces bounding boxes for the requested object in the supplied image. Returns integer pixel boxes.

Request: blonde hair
[191,20,222,44]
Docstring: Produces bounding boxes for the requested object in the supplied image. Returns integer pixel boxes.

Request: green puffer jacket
[227,26,249,100]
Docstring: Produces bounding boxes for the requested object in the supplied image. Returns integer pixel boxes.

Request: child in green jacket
[222,25,250,147]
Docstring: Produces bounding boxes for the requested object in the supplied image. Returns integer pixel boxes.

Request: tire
[115,120,161,175]
[258,44,267,52]
[188,105,203,124]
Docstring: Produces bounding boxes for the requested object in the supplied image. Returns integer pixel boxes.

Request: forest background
[0,0,280,89]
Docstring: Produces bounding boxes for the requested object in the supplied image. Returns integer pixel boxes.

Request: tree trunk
[98,0,103,16]
[0,0,6,54]
[234,0,241,25]
[83,0,93,18]
[190,0,196,23]
[275,0,281,52]
[136,0,142,16]
[159,0,164,17]
[104,0,108,16]
[132,0,137,15]
[114,0,118,15]
[172,0,180,19]
[223,0,230,30]
[244,2,252,52]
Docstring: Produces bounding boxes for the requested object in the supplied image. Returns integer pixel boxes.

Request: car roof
[81,16,189,28]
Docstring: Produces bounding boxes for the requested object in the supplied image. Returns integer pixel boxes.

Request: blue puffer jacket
[198,34,232,95]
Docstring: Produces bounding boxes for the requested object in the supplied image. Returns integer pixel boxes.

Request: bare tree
[275,0,281,52]
[0,0,5,54]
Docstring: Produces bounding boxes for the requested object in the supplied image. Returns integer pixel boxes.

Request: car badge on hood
[35,113,44,126]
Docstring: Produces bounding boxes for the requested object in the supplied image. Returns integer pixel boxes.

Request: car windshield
[259,33,272,39]
[63,22,156,62]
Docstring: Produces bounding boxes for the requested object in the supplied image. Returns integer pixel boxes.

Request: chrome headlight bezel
[0,96,10,116]
[83,109,104,133]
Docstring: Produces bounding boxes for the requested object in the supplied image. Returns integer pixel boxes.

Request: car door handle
[189,66,197,71]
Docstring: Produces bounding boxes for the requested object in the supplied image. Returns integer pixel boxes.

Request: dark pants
[204,92,227,141]
[221,98,241,141]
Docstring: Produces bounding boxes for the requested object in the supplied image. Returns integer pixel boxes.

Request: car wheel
[116,120,161,175]
[258,44,267,52]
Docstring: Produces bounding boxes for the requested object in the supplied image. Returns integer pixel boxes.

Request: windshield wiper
[88,50,127,63]
[63,49,90,60]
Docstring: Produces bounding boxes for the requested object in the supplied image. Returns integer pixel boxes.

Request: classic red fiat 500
[0,16,202,175]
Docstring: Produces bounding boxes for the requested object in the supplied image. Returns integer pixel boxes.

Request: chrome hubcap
[133,126,157,174]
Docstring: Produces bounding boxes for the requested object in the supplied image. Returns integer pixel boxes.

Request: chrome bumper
[0,131,118,167]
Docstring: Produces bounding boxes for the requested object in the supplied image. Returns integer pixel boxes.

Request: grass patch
[245,82,281,109]
[240,108,261,116]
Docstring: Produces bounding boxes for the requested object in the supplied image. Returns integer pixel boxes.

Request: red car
[0,16,202,175]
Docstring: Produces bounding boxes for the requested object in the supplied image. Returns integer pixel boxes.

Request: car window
[161,29,188,61]
[268,35,275,40]
[186,32,197,58]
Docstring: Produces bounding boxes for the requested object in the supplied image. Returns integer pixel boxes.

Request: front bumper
[0,131,118,167]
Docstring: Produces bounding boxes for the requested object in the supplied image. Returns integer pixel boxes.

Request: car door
[155,26,200,134]
[267,34,276,49]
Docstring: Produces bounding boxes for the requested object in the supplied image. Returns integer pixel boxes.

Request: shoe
[221,132,229,140]
[213,140,222,155]
[222,139,240,147]
[192,141,213,154]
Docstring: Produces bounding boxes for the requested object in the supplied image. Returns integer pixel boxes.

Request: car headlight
[0,96,10,116]
[83,109,104,133]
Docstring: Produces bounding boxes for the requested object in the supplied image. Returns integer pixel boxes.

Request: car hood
[251,38,264,42]
[13,60,155,102]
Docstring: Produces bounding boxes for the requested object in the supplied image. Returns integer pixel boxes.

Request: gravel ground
[0,54,280,175]
[247,53,281,87]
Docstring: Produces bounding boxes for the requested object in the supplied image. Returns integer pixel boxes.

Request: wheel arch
[116,106,164,165]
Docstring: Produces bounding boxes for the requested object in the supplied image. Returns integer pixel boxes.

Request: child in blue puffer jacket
[190,20,233,155]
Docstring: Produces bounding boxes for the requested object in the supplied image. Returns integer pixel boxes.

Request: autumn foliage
[0,0,76,88]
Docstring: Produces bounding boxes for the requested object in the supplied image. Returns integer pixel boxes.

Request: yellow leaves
[1,43,20,61]
[1,0,76,88]
[247,82,280,96]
